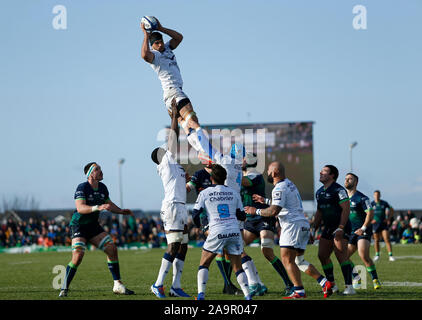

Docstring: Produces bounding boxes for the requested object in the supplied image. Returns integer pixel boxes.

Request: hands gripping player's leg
[90,232,134,295]
[59,237,86,297]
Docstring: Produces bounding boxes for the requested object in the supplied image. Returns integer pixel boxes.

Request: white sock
[172,258,185,289]
[155,257,173,287]
[242,260,258,285]
[251,261,264,286]
[197,267,209,294]
[236,270,250,297]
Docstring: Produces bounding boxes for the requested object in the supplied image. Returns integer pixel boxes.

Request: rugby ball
[141,16,158,32]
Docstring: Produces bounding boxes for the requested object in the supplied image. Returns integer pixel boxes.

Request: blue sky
[0,0,421,211]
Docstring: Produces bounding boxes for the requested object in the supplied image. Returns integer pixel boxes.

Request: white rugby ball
[141,16,158,31]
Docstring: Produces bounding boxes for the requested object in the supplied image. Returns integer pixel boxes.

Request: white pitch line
[392,255,422,260]
[382,281,422,287]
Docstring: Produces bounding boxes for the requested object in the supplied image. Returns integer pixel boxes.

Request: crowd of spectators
[1,210,421,249]
[0,213,207,249]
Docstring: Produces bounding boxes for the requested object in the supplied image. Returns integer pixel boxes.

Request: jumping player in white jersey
[192,164,252,300]
[140,18,201,136]
[150,99,190,298]
[245,161,334,299]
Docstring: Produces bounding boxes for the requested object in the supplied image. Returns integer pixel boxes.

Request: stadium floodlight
[118,158,125,224]
[350,141,358,172]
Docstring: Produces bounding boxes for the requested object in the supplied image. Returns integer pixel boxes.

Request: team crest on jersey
[273,191,282,200]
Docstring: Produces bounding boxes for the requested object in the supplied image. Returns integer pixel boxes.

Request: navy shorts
[70,223,105,241]
[372,221,388,233]
[244,217,277,237]
[349,230,372,246]
[321,225,351,241]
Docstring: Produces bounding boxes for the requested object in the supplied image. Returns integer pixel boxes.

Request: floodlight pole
[350,142,357,172]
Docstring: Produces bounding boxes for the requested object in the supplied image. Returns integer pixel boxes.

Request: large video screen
[165,122,314,203]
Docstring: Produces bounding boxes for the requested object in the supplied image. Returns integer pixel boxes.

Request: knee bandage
[72,242,86,252]
[98,235,113,251]
[166,232,184,244]
[295,255,310,272]
[261,238,274,249]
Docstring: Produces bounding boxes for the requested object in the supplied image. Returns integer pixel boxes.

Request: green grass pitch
[1,244,421,300]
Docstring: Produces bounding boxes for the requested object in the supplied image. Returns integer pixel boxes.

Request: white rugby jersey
[151,41,183,91]
[194,185,243,233]
[157,150,186,204]
[271,178,307,223]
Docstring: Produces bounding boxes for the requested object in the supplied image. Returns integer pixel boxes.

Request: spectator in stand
[401,225,415,244]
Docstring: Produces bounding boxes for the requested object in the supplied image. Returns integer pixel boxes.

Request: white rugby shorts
[203,229,243,255]
[163,87,189,112]
[160,201,187,232]
[278,219,310,250]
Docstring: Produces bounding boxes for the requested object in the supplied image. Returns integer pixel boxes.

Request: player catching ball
[140,17,201,136]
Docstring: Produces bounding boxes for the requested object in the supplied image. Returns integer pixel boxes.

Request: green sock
[388,252,393,256]
[322,262,335,282]
[366,265,378,280]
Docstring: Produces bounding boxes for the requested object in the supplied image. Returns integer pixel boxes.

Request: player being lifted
[150,99,190,298]
[344,173,381,290]
[141,17,204,150]
[241,153,294,296]
[192,164,251,300]
[245,161,333,299]
[312,165,355,295]
[59,162,135,297]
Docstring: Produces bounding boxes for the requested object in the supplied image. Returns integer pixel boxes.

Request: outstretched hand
[252,194,265,204]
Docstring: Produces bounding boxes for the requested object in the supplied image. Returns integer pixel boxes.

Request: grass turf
[0,244,421,300]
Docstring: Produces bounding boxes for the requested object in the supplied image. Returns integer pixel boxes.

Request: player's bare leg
[357,239,381,289]
[240,232,262,296]
[294,250,333,298]
[196,249,217,300]
[170,226,191,297]
[333,237,354,294]
[318,238,337,292]
[382,229,395,261]
[90,232,134,295]
[373,232,381,260]
[280,247,305,298]
[59,237,86,297]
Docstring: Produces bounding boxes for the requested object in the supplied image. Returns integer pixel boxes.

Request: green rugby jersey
[370,200,391,223]
[70,182,110,225]
[316,182,349,228]
[241,170,268,221]
[349,190,372,231]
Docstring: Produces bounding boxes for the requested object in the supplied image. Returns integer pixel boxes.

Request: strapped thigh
[98,234,113,251]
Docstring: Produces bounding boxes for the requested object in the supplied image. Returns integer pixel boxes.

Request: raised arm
[168,98,179,156]
[156,19,183,50]
[140,22,154,63]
